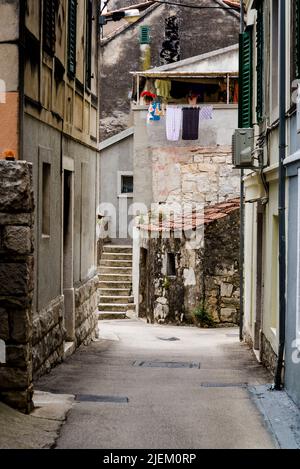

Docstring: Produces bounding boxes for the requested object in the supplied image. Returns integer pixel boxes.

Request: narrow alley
[36,320,275,449]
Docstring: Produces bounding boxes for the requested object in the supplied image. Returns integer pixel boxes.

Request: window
[43,0,56,56]
[167,253,176,277]
[68,0,77,77]
[140,26,150,45]
[121,175,133,194]
[42,163,51,237]
[239,28,253,128]
[256,0,264,122]
[118,172,133,196]
[85,0,93,90]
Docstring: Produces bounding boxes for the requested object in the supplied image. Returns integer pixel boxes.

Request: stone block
[0,261,33,296]
[220,308,236,322]
[6,344,31,367]
[0,161,34,213]
[0,385,34,414]
[0,308,9,341]
[220,282,234,298]
[0,366,31,389]
[10,309,32,344]
[0,213,32,226]
[3,226,32,254]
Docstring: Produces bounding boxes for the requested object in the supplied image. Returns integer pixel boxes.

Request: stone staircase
[98,245,135,320]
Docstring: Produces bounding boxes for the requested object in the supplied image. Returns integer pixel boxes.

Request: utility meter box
[232,128,254,168]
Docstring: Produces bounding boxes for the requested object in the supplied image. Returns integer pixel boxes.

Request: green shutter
[140,26,150,45]
[296,0,300,78]
[85,0,93,90]
[256,1,264,122]
[239,29,253,128]
[43,0,56,55]
[68,0,77,77]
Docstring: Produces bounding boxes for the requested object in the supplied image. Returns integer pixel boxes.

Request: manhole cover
[157,337,180,342]
[200,383,247,388]
[75,394,129,403]
[133,361,200,369]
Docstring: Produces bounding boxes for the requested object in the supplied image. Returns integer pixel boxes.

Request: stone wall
[0,161,34,413]
[32,296,65,379]
[139,207,240,326]
[152,146,240,206]
[32,276,99,380]
[75,275,99,347]
[203,209,240,325]
[260,332,277,375]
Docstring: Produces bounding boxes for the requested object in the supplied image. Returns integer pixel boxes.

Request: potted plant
[141,91,156,105]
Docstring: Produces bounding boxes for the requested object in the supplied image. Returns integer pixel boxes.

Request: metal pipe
[239,0,245,342]
[274,0,286,390]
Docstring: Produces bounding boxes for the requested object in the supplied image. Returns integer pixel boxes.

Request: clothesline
[151,104,214,141]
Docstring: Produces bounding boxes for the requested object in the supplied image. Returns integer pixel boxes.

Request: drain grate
[133,361,200,369]
[200,383,247,388]
[75,394,129,403]
[157,337,180,342]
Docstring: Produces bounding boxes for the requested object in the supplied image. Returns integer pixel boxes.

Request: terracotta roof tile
[138,198,240,232]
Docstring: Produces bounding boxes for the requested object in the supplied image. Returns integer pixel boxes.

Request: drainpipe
[19,0,26,160]
[274,0,286,390]
[239,0,245,342]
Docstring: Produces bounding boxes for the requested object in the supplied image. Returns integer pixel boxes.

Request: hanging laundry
[155,79,172,100]
[182,107,200,140]
[166,106,182,141]
[147,101,162,122]
[199,105,213,121]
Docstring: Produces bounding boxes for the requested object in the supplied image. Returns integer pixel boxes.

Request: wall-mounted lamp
[99,9,140,27]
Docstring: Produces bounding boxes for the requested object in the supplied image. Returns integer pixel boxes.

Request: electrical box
[232,128,254,168]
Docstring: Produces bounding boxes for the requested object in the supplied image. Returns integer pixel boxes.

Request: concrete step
[100,296,134,304]
[99,288,131,296]
[102,253,132,260]
[99,266,132,275]
[98,312,128,320]
[103,245,133,254]
[100,260,132,268]
[99,273,132,282]
[99,303,136,312]
[98,280,132,289]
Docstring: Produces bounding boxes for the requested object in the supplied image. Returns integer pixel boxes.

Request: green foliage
[163,276,170,290]
[193,305,214,328]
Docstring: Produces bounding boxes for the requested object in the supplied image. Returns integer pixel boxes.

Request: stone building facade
[0,1,100,408]
[137,200,240,325]
[100,0,241,139]
[131,46,241,325]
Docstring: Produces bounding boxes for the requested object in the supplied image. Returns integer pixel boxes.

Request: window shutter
[43,0,56,56]
[256,1,264,122]
[140,26,150,45]
[85,0,93,90]
[239,29,253,128]
[68,0,77,77]
[296,0,300,78]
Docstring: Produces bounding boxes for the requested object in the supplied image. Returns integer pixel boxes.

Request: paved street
[36,320,276,449]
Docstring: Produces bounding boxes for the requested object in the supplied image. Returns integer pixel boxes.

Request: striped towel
[199,106,213,121]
